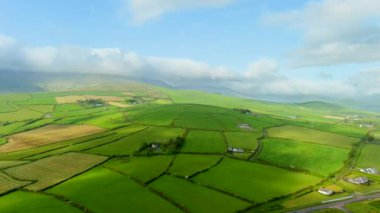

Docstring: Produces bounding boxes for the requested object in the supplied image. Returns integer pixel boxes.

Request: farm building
[227,147,244,153]
[360,168,378,175]
[237,123,251,129]
[318,188,333,196]
[348,177,369,185]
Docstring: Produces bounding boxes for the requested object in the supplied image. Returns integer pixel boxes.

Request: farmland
[0,86,377,212]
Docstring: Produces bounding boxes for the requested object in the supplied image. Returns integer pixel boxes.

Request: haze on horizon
[0,0,379,101]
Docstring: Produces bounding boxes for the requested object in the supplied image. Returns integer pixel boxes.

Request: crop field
[224,132,261,151]
[0,172,31,194]
[1,125,104,153]
[169,154,222,177]
[86,127,184,155]
[259,138,350,176]
[150,175,251,212]
[0,191,82,213]
[193,158,321,202]
[356,143,380,170]
[4,152,107,190]
[55,95,124,104]
[181,130,226,154]
[0,160,29,169]
[0,108,43,123]
[47,167,181,213]
[267,125,358,148]
[103,155,173,183]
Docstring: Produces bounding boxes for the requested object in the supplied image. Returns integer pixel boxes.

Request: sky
[0,0,380,99]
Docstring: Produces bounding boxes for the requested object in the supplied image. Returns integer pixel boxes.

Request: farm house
[318,188,333,196]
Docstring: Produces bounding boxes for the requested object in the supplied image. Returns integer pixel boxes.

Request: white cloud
[244,58,279,79]
[265,0,380,66]
[126,0,234,24]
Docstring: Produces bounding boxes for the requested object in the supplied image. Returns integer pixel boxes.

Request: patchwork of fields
[0,89,376,212]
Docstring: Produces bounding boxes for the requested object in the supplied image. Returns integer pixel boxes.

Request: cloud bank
[126,0,234,24]
[0,33,378,99]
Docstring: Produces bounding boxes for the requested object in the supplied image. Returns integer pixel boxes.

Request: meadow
[181,130,226,154]
[168,154,222,177]
[356,143,380,170]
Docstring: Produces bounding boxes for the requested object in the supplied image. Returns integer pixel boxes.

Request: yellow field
[55,95,124,104]
[4,152,107,191]
[0,172,30,194]
[1,125,104,153]
[108,102,131,108]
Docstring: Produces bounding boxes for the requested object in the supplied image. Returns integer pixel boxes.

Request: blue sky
[0,0,379,98]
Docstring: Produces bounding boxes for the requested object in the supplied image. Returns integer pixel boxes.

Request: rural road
[291,192,380,213]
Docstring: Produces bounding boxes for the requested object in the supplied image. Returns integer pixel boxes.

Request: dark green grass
[48,167,181,213]
[104,155,173,183]
[259,138,350,177]
[0,191,82,213]
[150,175,251,213]
[193,158,321,202]
[86,127,184,156]
[169,154,222,177]
[181,130,226,154]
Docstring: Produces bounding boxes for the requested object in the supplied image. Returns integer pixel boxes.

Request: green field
[104,155,173,183]
[259,138,350,176]
[356,143,380,171]
[0,191,82,213]
[181,130,226,154]
[169,154,222,177]
[267,125,358,148]
[48,167,181,213]
[224,132,261,151]
[193,158,321,202]
[345,198,380,213]
[150,175,250,212]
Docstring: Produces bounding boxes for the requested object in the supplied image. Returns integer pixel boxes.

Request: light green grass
[0,108,43,122]
[259,138,350,177]
[267,125,358,148]
[0,172,31,194]
[181,130,226,154]
[0,102,16,113]
[78,112,127,129]
[356,143,380,171]
[150,175,250,213]
[86,127,184,155]
[224,132,261,151]
[345,198,380,213]
[193,158,321,202]
[0,191,81,213]
[104,155,173,183]
[23,105,54,113]
[48,167,181,213]
[169,154,222,177]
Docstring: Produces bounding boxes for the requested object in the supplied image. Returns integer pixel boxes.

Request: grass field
[48,167,181,213]
[224,132,261,151]
[0,172,31,194]
[4,152,107,190]
[259,138,350,176]
[193,158,321,202]
[150,175,250,212]
[267,125,358,148]
[356,143,380,171]
[181,130,226,154]
[55,95,124,104]
[0,160,29,169]
[169,154,222,177]
[345,198,380,213]
[1,125,104,153]
[87,127,184,155]
[103,155,173,183]
[0,108,43,123]
[0,191,82,213]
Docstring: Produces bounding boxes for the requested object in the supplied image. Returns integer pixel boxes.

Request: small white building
[318,188,333,196]
[348,177,369,185]
[360,168,378,175]
[227,147,244,153]
[237,123,251,129]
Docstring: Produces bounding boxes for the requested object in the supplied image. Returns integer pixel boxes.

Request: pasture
[55,95,124,104]
[150,175,251,213]
[224,132,260,151]
[193,158,321,202]
[356,143,380,171]
[169,154,222,177]
[267,125,358,148]
[0,191,81,213]
[0,160,28,169]
[48,167,181,213]
[4,152,107,190]
[181,130,226,154]
[259,138,350,176]
[1,125,104,153]
[103,155,173,183]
